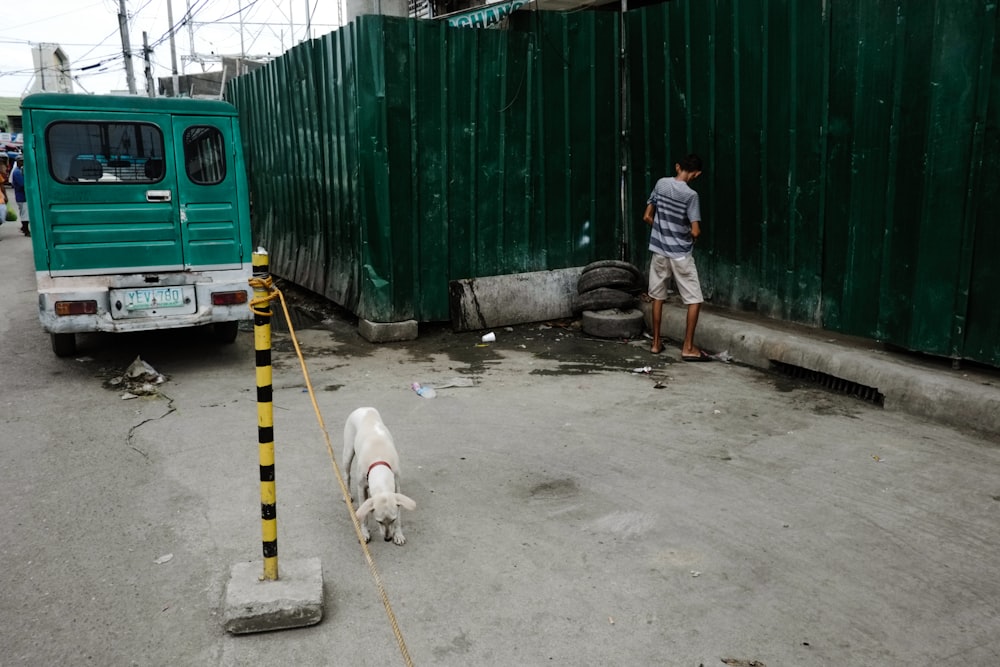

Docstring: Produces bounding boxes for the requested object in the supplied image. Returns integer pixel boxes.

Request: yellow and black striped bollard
[251,250,278,581]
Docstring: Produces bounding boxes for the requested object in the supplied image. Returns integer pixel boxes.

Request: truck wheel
[581,308,645,339]
[51,333,77,357]
[212,321,239,343]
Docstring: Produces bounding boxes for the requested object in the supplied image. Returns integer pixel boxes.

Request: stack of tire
[573,260,646,339]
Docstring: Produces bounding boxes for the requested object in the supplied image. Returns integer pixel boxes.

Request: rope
[248,276,415,667]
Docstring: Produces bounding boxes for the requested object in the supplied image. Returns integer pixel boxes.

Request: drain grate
[770,360,885,407]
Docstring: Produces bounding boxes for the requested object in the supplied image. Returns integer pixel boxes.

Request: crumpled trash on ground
[411,377,477,398]
[711,350,733,363]
[103,356,167,398]
[431,377,476,389]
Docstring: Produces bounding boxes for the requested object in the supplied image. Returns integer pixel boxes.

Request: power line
[0,0,108,32]
[1,0,344,95]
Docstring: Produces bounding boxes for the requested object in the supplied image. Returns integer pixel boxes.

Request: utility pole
[304,0,311,40]
[118,0,138,94]
[143,31,155,97]
[167,0,180,96]
[38,44,46,91]
[239,0,245,58]
[185,0,197,72]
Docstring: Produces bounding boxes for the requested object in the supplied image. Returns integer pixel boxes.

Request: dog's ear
[356,498,374,519]
[394,494,416,511]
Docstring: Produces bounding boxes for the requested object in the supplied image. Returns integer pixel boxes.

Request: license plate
[109,285,198,319]
[124,286,186,311]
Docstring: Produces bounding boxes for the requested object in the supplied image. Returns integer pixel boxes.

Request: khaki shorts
[647,253,703,304]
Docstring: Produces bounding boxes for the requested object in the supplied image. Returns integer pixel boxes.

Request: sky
[0,0,344,98]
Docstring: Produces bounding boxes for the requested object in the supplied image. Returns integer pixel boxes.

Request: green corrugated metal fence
[229,13,622,324]
[229,2,1000,368]
[626,0,1000,366]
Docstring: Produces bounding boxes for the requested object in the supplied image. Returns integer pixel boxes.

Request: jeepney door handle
[146,190,172,202]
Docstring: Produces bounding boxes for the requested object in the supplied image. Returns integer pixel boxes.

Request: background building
[29,44,73,94]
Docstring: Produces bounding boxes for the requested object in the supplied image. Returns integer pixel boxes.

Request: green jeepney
[21,94,253,356]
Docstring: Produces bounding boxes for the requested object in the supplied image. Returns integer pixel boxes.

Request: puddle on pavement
[269,303,324,333]
[268,281,651,375]
[770,375,803,393]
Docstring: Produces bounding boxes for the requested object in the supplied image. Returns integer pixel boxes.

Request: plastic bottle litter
[631,366,652,374]
[411,382,436,399]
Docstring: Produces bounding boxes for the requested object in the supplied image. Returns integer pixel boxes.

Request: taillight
[211,291,248,306]
[54,300,98,316]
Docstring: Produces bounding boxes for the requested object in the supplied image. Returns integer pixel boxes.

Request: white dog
[343,407,416,545]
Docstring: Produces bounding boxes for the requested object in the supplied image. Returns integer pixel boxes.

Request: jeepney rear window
[183,126,226,185]
[46,122,165,184]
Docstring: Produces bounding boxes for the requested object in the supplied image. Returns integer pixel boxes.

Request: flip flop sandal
[681,350,713,362]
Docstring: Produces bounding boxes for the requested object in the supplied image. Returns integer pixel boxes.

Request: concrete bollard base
[223,557,324,634]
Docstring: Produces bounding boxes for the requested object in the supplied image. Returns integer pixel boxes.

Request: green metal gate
[228,12,622,324]
[626,0,1000,366]
[230,2,1000,368]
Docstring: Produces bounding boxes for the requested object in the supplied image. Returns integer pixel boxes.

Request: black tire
[581,308,645,339]
[51,333,77,357]
[577,266,640,294]
[212,321,240,344]
[571,287,635,313]
[582,259,643,282]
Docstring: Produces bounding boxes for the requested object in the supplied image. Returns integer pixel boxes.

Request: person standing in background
[643,153,710,361]
[0,154,7,241]
[11,155,29,237]
[0,154,8,205]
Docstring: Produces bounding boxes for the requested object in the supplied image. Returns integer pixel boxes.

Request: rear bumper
[36,269,253,334]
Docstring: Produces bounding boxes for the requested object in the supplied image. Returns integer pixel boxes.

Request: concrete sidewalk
[642,302,1000,434]
[643,300,1000,437]
[444,264,1000,437]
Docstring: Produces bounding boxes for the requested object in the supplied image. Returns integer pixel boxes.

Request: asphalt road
[2,224,999,666]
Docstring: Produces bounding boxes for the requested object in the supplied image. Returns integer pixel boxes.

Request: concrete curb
[358,318,418,343]
[643,300,1000,436]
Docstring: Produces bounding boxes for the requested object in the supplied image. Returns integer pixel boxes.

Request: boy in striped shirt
[643,154,709,361]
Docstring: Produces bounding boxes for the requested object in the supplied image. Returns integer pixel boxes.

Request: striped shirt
[647,177,701,258]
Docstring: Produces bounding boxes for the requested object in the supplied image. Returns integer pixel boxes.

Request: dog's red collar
[367,460,392,477]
